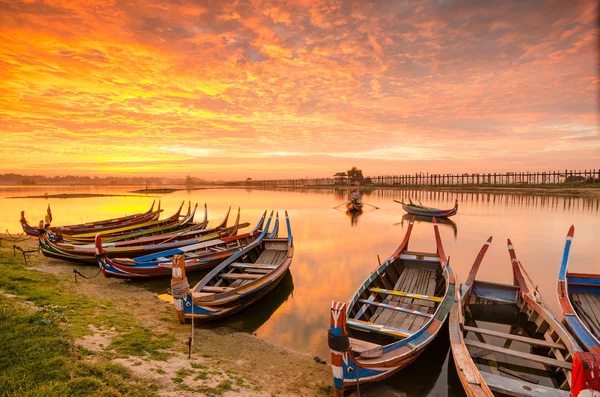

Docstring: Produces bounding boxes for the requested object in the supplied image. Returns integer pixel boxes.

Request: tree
[347,167,364,184]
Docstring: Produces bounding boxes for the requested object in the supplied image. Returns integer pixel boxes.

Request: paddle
[362,202,380,210]
[333,201,350,209]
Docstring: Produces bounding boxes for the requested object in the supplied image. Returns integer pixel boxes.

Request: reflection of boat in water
[206,270,294,334]
[401,214,457,239]
[379,322,452,397]
[346,209,362,226]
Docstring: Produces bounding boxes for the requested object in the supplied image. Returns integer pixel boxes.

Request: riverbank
[0,236,335,397]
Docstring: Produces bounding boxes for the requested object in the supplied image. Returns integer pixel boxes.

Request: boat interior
[197,238,289,294]
[464,280,573,396]
[347,250,446,349]
[567,276,600,341]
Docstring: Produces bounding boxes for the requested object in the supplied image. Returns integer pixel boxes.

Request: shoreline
[0,236,335,396]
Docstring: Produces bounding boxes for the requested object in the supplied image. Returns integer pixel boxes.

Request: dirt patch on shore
[7,237,333,396]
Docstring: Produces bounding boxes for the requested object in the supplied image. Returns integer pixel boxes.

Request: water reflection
[400,214,458,240]
[207,271,294,333]
[346,209,362,226]
[1,186,599,397]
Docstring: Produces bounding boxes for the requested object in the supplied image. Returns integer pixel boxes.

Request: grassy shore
[0,236,335,396]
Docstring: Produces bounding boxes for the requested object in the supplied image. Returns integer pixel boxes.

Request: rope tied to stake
[171,278,190,299]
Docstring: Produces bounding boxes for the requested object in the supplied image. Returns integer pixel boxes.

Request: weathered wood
[201,286,233,292]
[230,262,277,270]
[498,367,539,384]
[358,299,432,318]
[464,340,572,370]
[370,287,442,302]
[219,273,262,280]
[479,371,569,397]
[349,337,383,358]
[462,325,566,349]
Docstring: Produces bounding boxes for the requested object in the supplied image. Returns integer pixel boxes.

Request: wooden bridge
[240,169,599,187]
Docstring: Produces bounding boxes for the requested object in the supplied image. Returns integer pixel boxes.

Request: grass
[0,248,175,357]
[0,295,159,397]
[0,243,178,395]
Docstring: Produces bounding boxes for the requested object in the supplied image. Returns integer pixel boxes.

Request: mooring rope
[4,230,28,241]
[171,278,191,299]
[72,268,102,283]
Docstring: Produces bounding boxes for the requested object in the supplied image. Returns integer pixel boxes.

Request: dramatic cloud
[0,0,597,179]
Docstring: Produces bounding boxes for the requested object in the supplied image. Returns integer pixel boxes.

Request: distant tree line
[0,173,207,186]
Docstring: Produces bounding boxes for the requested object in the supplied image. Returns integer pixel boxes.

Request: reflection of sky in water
[1,186,598,396]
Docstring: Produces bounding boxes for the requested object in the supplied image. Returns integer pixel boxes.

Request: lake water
[1,186,598,396]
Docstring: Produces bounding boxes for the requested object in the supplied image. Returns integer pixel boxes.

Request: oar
[333,201,350,209]
[362,202,379,210]
[393,199,406,205]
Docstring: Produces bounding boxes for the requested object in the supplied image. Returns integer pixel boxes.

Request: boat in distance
[329,217,455,395]
[96,211,274,278]
[449,236,584,396]
[556,225,600,354]
[394,199,458,218]
[171,211,293,322]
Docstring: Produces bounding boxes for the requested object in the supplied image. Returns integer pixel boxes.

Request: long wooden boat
[449,236,584,397]
[329,217,455,395]
[557,226,600,354]
[171,211,293,321]
[50,202,209,244]
[19,200,161,236]
[96,211,274,278]
[394,199,458,218]
[346,200,364,212]
[52,201,188,241]
[40,207,245,264]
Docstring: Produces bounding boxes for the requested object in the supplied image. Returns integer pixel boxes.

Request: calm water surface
[1,186,598,396]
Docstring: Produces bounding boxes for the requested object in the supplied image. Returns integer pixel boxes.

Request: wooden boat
[346,200,364,212]
[394,199,458,218]
[40,207,246,265]
[51,201,188,242]
[52,203,209,244]
[96,211,274,278]
[171,211,293,321]
[449,236,584,397]
[329,217,455,395]
[19,200,161,236]
[557,226,600,354]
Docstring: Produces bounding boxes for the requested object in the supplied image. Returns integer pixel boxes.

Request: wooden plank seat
[399,253,440,262]
[219,273,262,280]
[358,299,432,318]
[462,325,566,349]
[479,371,569,397]
[464,339,572,370]
[370,287,442,303]
[347,318,414,339]
[402,250,440,258]
[201,286,233,293]
[230,263,277,270]
[349,337,383,358]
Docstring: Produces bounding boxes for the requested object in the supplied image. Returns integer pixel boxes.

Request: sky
[0,0,598,181]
